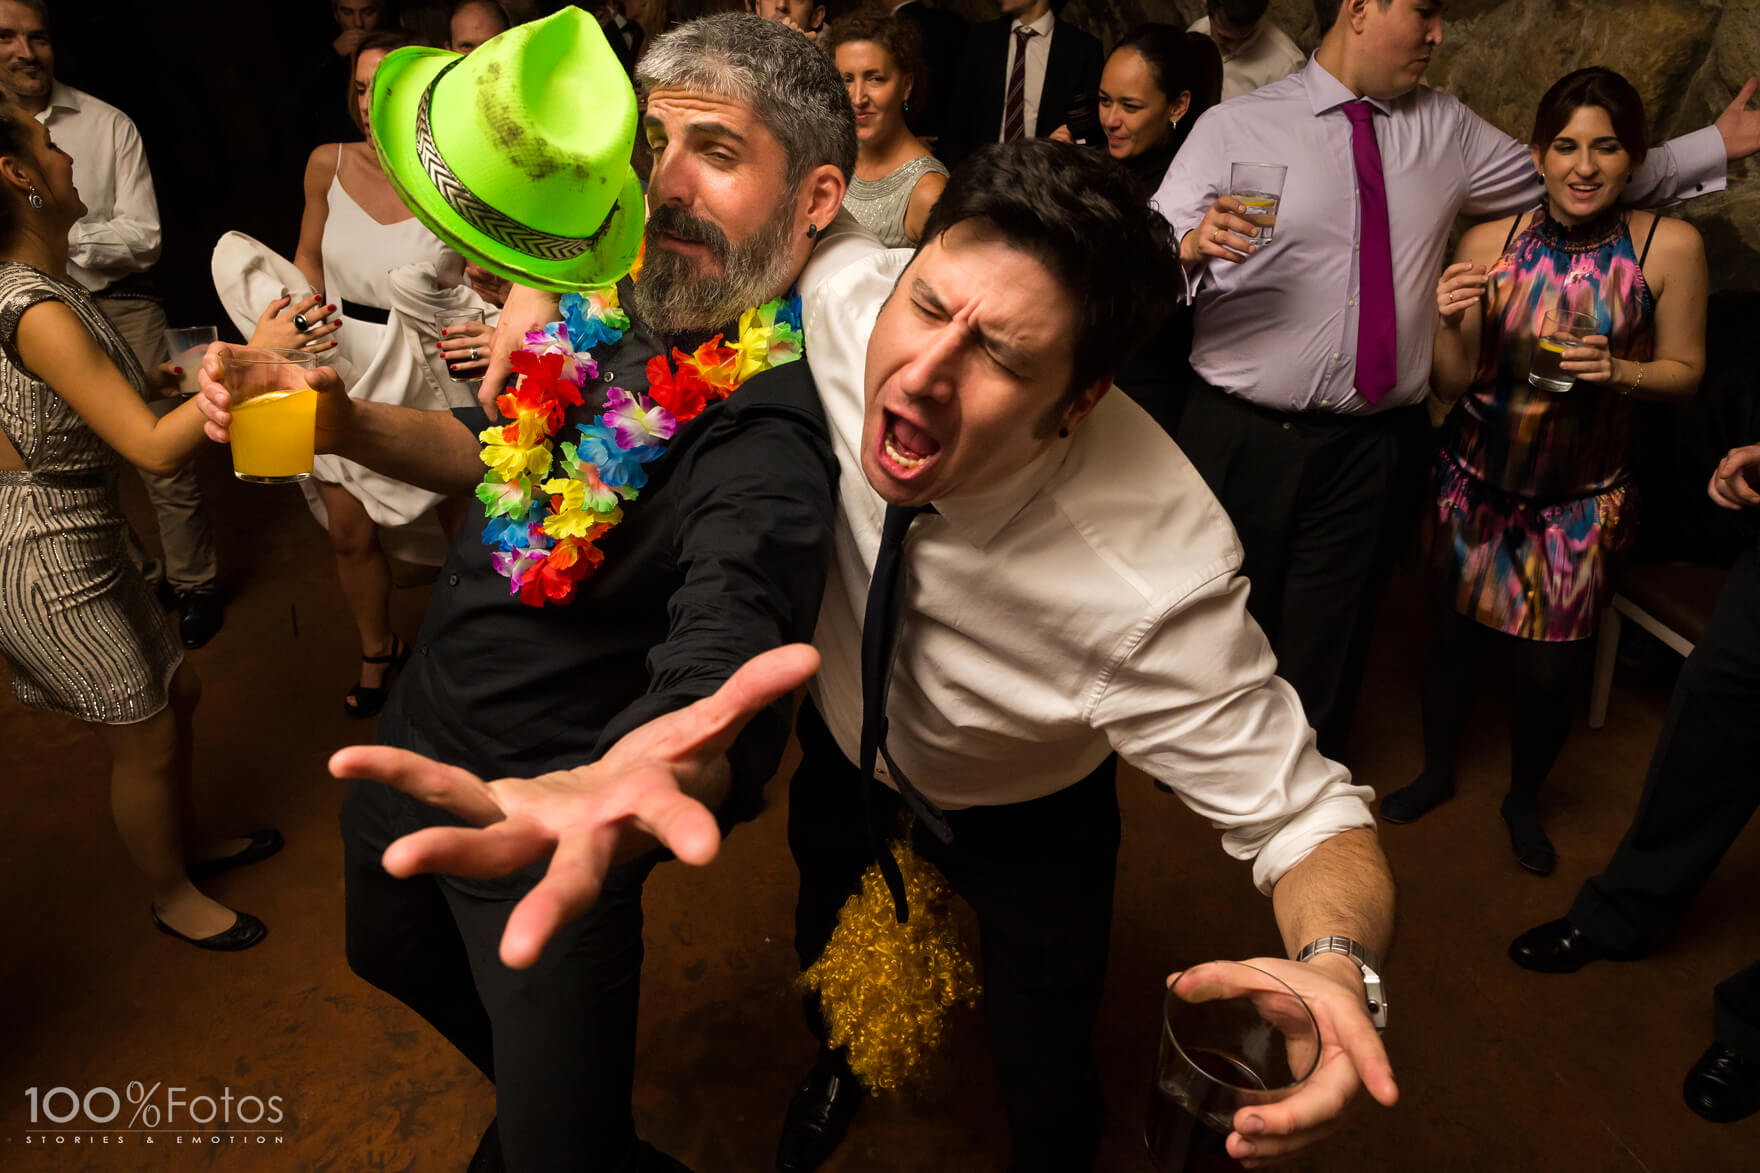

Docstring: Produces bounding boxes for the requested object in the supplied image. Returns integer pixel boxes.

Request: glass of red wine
[1144,962,1321,1172]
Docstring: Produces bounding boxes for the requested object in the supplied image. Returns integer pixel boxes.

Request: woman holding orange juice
[0,108,277,951]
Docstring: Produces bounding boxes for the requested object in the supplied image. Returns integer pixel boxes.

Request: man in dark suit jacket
[893,0,968,147]
[941,0,1102,170]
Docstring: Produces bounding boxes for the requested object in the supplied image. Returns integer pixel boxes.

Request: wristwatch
[1296,935,1388,1031]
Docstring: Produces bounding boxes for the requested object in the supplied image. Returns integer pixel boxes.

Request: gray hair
[637,13,856,188]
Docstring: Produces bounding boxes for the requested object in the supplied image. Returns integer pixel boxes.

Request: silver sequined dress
[0,263,182,723]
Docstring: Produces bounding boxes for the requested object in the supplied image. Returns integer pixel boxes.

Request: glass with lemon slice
[1528,309,1597,393]
[1228,162,1288,245]
[223,347,319,483]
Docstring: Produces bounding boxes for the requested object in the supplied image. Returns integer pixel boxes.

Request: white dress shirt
[998,8,1056,142]
[1152,57,1726,416]
[1188,16,1307,101]
[796,227,1376,893]
[35,82,162,294]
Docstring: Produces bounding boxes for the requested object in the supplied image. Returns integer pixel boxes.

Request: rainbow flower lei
[476,285,805,606]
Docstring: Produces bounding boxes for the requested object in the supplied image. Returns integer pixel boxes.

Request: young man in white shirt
[1190,0,1307,100]
[0,0,222,647]
[346,140,1399,1173]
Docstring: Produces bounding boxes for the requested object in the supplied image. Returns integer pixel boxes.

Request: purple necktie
[1344,101,1396,405]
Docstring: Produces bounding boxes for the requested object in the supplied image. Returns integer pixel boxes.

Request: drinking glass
[162,325,217,398]
[1145,962,1321,1172]
[437,307,486,383]
[1228,163,1288,245]
[1527,309,1598,393]
[222,347,319,484]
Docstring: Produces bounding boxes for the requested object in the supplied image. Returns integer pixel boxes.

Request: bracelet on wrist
[1625,362,1645,396]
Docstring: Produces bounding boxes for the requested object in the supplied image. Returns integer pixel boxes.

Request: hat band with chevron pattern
[415,61,614,263]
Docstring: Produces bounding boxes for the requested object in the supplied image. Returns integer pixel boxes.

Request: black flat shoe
[1684,1043,1760,1123]
[177,588,224,649]
[1508,918,1642,974]
[1379,775,1457,824]
[151,908,267,952]
[187,829,284,881]
[344,637,409,720]
[1500,796,1556,875]
[775,1051,863,1173]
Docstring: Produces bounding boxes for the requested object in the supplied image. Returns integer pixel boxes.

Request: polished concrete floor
[3,444,1756,1172]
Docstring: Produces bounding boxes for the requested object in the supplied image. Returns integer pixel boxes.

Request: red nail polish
[173,366,184,374]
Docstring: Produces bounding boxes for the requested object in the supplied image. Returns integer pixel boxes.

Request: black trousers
[788,701,1121,1173]
[1569,546,1760,1057]
[340,698,663,1173]
[1175,381,1429,758]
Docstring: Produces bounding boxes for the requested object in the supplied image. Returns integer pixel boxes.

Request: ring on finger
[469,346,478,361]
[293,312,310,332]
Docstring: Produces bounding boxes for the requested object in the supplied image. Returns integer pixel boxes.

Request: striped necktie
[1002,26,1037,142]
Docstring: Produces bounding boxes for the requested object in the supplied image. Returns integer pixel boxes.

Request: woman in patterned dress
[1381,68,1708,873]
[0,110,271,949]
[823,11,947,248]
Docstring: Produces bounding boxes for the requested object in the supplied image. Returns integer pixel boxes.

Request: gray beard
[630,204,799,337]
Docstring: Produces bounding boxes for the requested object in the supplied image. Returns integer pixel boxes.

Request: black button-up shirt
[383,299,837,848]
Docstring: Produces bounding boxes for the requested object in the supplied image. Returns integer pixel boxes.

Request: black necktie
[860,503,954,922]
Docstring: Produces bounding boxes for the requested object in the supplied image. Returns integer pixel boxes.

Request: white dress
[311,147,461,528]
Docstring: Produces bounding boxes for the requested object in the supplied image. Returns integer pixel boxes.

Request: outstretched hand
[330,643,822,968]
[195,342,351,453]
[1716,77,1760,161]
[1166,957,1398,1167]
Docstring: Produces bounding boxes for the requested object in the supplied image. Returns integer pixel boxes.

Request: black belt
[341,298,390,324]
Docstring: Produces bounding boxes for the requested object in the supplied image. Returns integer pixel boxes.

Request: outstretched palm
[331,644,822,968]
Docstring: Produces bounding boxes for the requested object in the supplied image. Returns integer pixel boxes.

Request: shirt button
[1348,298,1357,306]
[1321,398,1331,405]
[448,573,460,587]
[1354,243,1361,251]
[1333,352,1342,359]
[1281,421,1294,431]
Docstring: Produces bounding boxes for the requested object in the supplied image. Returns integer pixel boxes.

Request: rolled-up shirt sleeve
[1090,568,1375,894]
[1150,107,1226,304]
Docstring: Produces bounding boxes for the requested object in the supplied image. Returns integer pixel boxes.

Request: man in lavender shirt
[1152,0,1760,760]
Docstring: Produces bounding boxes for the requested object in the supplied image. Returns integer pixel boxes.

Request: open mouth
[1566,182,1603,198]
[878,409,941,479]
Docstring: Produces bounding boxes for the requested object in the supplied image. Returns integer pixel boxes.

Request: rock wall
[947,0,1756,289]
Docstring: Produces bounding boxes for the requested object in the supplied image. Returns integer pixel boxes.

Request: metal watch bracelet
[1297,935,1388,1031]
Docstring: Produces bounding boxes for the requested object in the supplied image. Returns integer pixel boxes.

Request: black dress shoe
[188,829,285,881]
[1378,775,1456,824]
[1508,918,1641,973]
[151,908,267,951]
[1684,1043,1760,1123]
[466,1118,504,1173]
[177,589,224,649]
[776,1052,863,1172]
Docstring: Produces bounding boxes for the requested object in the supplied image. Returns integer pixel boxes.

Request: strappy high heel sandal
[344,636,409,720]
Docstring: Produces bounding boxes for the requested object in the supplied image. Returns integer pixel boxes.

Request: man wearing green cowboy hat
[199,10,854,1171]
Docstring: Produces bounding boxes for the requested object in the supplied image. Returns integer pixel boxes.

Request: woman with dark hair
[0,108,273,949]
[260,29,475,717]
[1052,24,1220,193]
[1383,67,1709,874]
[821,10,947,247]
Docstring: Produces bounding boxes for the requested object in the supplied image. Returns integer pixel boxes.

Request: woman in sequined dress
[0,109,271,949]
[1381,68,1708,874]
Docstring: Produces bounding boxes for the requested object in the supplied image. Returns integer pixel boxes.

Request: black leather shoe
[151,908,267,951]
[1684,1043,1760,1123]
[177,589,224,649]
[776,1052,863,1172]
[1508,918,1642,973]
[1378,776,1456,824]
[466,1118,504,1173]
[188,829,285,882]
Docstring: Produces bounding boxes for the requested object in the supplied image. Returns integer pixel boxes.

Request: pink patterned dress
[1433,206,1658,642]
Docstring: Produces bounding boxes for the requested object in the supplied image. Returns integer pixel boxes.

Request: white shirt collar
[933,431,1069,550]
[1011,8,1056,38]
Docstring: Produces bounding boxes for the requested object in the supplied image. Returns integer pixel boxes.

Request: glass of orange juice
[222,347,319,483]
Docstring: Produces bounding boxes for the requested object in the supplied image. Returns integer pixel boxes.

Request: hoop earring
[27,184,43,210]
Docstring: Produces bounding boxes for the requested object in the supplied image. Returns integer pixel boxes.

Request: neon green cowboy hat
[369,8,644,293]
